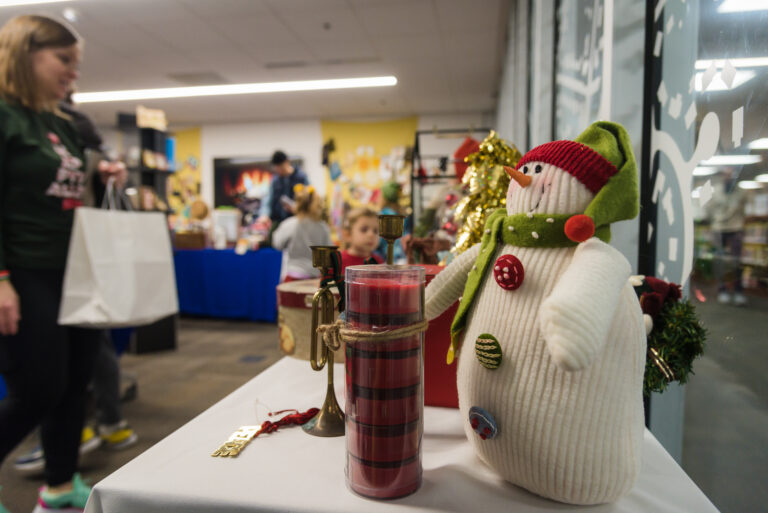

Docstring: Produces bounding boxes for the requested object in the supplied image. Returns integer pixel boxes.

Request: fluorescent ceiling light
[0,0,71,6]
[738,180,764,189]
[718,0,768,13]
[755,174,768,183]
[748,138,768,149]
[695,56,768,69]
[700,155,762,166]
[693,167,719,176]
[73,76,398,103]
[695,70,755,91]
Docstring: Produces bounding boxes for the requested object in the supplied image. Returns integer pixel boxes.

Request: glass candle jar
[344,265,425,500]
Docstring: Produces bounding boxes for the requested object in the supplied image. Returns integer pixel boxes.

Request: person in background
[61,91,139,451]
[0,15,126,512]
[13,92,138,477]
[272,184,332,282]
[340,208,384,275]
[257,150,309,229]
[707,169,747,306]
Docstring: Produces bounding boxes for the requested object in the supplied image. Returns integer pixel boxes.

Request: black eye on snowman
[522,166,529,174]
[535,164,542,174]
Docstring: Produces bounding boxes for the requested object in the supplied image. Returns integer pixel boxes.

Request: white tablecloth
[86,357,719,513]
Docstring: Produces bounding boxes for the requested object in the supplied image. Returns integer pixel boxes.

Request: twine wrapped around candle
[316,319,429,351]
[343,265,425,499]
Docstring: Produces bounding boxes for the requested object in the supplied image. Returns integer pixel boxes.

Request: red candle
[345,266,425,500]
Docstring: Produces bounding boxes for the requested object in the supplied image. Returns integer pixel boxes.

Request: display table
[174,248,281,322]
[86,358,719,513]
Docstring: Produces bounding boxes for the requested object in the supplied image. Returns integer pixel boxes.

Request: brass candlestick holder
[379,214,405,265]
[303,245,345,437]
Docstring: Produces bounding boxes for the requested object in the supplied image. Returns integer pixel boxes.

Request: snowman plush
[425,121,646,505]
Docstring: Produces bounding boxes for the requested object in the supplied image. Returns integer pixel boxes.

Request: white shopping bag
[58,186,178,327]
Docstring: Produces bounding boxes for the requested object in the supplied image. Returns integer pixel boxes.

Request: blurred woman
[272,184,332,282]
[0,15,125,511]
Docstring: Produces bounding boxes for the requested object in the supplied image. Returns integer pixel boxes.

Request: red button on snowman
[493,254,524,290]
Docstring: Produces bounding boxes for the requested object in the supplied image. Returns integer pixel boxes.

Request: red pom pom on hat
[565,214,595,243]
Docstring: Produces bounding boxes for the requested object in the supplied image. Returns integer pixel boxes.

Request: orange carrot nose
[504,166,532,187]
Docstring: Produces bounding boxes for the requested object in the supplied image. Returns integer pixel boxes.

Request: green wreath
[632,277,707,397]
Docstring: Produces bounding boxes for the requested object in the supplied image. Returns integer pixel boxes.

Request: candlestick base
[302,384,345,437]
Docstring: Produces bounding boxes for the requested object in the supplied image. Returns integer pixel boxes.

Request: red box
[420,265,459,408]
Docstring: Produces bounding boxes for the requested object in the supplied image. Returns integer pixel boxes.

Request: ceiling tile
[207,14,316,63]
[346,0,413,5]
[354,0,438,37]
[180,0,271,18]
[266,0,349,11]
[34,0,506,125]
[434,0,502,32]
[374,34,443,60]
[75,0,191,26]
[307,38,378,61]
[78,23,176,58]
[450,66,497,95]
[144,15,237,52]
[449,93,496,112]
[401,93,457,113]
[442,30,499,62]
[276,6,365,41]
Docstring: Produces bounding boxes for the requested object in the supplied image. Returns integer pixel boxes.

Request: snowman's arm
[425,243,481,321]
[539,238,631,371]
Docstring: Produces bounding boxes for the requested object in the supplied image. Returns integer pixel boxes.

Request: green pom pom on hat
[575,121,639,239]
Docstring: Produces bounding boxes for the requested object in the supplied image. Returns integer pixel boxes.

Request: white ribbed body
[454,243,645,504]
[425,158,646,504]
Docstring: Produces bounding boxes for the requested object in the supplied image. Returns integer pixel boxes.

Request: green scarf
[446,208,611,364]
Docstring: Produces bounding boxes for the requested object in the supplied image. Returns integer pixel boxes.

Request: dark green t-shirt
[0,97,85,270]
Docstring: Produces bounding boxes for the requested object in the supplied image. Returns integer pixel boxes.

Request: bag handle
[101,176,134,211]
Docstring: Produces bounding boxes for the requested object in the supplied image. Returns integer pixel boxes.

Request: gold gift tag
[211,426,262,457]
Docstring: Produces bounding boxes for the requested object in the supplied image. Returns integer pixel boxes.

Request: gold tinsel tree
[450,131,522,255]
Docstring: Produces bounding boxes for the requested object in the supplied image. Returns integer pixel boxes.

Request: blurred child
[340,208,384,275]
[272,184,332,282]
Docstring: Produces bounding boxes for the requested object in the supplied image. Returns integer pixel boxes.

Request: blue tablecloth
[174,248,281,322]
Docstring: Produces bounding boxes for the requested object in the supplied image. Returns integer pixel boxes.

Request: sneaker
[79,426,102,454]
[0,486,11,513]
[717,291,731,304]
[733,293,748,306]
[14,427,102,474]
[14,445,45,473]
[35,473,91,512]
[98,420,138,450]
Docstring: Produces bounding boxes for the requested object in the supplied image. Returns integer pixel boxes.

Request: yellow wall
[321,117,418,176]
[320,116,417,240]
[167,127,202,215]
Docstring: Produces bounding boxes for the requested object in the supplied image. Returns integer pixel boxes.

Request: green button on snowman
[426,122,646,505]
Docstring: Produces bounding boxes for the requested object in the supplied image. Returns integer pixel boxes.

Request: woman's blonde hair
[0,15,80,111]
[293,184,324,221]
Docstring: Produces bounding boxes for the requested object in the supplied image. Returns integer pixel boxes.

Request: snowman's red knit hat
[514,139,619,194]
[516,122,639,242]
